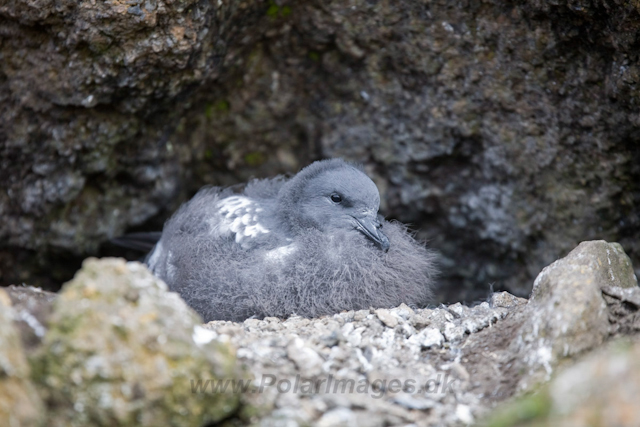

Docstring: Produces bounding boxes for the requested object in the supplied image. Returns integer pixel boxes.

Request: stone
[0,288,45,427]
[490,292,528,309]
[602,286,640,334]
[5,285,57,350]
[286,338,324,377]
[375,308,399,328]
[506,240,639,391]
[316,408,357,427]
[390,303,415,320]
[29,258,242,427]
[485,339,640,427]
[408,327,445,348]
[530,241,638,298]
[443,322,466,342]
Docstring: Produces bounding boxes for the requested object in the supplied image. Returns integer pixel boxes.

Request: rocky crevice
[1,0,639,302]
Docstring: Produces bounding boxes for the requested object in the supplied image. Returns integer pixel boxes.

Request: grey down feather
[146,159,437,322]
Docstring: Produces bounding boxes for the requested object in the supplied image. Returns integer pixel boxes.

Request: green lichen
[215,100,230,112]
[205,100,229,119]
[244,152,265,166]
[266,1,291,18]
[485,390,552,427]
[266,3,279,17]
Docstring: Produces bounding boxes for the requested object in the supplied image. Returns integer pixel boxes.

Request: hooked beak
[353,215,390,252]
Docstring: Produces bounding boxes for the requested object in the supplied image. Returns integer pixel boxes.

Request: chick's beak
[353,215,390,252]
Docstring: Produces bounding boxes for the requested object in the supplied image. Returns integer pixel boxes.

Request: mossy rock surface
[485,338,640,427]
[29,258,242,427]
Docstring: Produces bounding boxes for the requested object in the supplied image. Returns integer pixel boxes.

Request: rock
[2,0,640,311]
[375,308,399,328]
[531,241,638,298]
[485,338,640,427]
[29,258,242,427]
[602,286,640,334]
[390,303,415,320]
[286,338,324,377]
[442,322,466,342]
[545,339,640,426]
[408,327,444,348]
[455,404,474,425]
[490,292,528,309]
[447,303,470,318]
[0,288,45,427]
[5,285,57,350]
[512,240,638,389]
[316,407,358,427]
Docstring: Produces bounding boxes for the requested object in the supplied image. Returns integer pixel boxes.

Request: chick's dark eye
[330,194,343,203]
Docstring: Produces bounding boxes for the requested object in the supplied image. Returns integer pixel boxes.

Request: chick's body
[147,159,436,321]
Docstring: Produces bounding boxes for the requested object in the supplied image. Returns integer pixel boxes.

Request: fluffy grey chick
[147,159,436,322]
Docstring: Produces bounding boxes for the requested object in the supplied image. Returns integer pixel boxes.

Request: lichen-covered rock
[531,241,638,298]
[29,258,242,427]
[485,338,640,427]
[456,240,639,411]
[509,240,638,390]
[0,289,45,427]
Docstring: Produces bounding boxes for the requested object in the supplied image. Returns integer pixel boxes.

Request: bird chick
[146,158,436,321]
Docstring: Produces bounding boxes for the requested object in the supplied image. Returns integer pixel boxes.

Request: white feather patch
[211,195,270,244]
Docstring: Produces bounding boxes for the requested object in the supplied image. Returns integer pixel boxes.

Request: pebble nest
[204,292,527,426]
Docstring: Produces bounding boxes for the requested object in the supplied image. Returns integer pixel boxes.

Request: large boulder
[461,240,639,401]
[28,258,243,427]
[513,240,638,388]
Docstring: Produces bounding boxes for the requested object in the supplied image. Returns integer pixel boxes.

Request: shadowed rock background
[1,0,639,302]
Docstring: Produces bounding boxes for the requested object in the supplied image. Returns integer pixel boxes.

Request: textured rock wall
[1,0,639,300]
